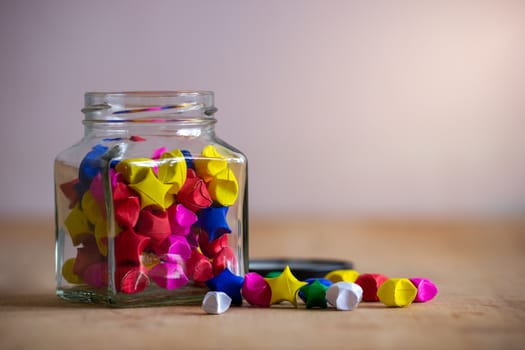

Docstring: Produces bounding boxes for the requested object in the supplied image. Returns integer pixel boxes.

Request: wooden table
[1,217,524,349]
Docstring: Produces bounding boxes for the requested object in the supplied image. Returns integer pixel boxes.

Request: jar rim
[82,90,217,121]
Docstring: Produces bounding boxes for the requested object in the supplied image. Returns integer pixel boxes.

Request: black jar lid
[249,258,354,281]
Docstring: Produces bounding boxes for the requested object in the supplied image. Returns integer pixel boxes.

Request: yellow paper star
[64,205,92,246]
[265,265,307,307]
[158,149,187,194]
[129,168,174,209]
[81,191,104,226]
[377,278,418,307]
[208,167,239,206]
[115,158,156,184]
[325,269,360,283]
[195,145,228,181]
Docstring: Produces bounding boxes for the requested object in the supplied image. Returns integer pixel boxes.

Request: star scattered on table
[206,268,244,306]
[355,273,389,302]
[242,272,271,307]
[299,280,329,309]
[325,282,363,311]
[265,265,307,307]
[202,291,232,314]
[377,278,418,307]
[325,269,360,283]
[409,277,438,303]
[298,278,332,302]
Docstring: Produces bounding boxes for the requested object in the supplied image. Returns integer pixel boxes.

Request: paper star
[355,273,389,302]
[265,265,307,307]
[155,234,191,262]
[81,191,104,225]
[151,147,169,160]
[129,168,174,209]
[325,269,360,283]
[148,262,189,290]
[115,265,150,294]
[61,258,82,284]
[197,229,228,258]
[377,278,418,307]
[298,278,332,302]
[130,135,146,142]
[88,173,105,209]
[114,228,150,266]
[326,282,363,311]
[115,158,156,184]
[167,204,197,236]
[59,179,80,209]
[299,280,329,308]
[176,169,213,212]
[181,149,195,169]
[195,145,228,181]
[197,206,231,241]
[64,205,92,246]
[82,261,108,288]
[264,271,281,278]
[242,272,271,307]
[158,149,187,194]
[73,235,103,276]
[206,268,244,306]
[79,144,108,190]
[135,207,171,247]
[202,291,232,314]
[409,277,438,303]
[186,249,214,282]
[207,168,239,206]
[114,196,140,228]
[213,246,237,275]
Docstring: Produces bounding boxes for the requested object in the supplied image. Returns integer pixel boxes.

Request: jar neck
[81,91,218,139]
[83,119,217,139]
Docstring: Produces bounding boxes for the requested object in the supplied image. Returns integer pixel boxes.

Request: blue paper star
[206,268,244,306]
[181,149,195,169]
[79,144,108,190]
[197,206,231,241]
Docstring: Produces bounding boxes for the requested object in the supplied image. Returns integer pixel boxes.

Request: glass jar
[54,91,248,306]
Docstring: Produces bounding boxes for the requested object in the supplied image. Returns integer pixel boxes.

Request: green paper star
[300,280,328,309]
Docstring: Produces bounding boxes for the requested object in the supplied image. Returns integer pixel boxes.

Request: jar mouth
[82,91,217,122]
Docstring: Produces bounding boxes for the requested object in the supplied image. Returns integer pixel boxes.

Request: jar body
[54,92,248,306]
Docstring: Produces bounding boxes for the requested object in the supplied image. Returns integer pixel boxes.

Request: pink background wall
[1,0,524,218]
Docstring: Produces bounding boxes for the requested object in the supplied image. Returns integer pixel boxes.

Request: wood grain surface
[1,217,524,350]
